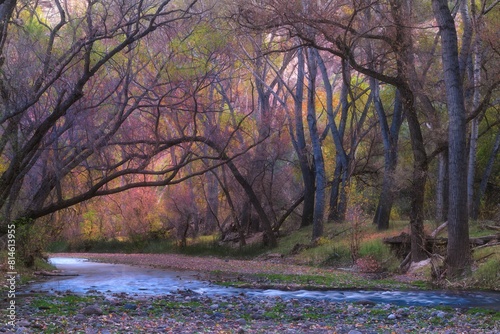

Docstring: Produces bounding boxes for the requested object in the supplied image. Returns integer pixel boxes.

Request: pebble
[9,291,499,334]
[123,303,137,310]
[81,305,103,316]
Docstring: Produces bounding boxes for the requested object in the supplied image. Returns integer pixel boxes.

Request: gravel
[4,289,499,333]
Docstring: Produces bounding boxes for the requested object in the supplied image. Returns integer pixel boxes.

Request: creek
[24,257,500,310]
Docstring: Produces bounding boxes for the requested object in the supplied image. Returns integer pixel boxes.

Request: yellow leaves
[166,22,232,81]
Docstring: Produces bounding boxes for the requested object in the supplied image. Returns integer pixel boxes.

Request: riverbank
[43,252,425,290]
[4,253,499,333]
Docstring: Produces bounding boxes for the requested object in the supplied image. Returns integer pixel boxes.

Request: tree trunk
[306,48,326,241]
[371,77,403,230]
[294,48,315,228]
[204,171,219,233]
[314,49,349,223]
[435,150,449,224]
[0,0,16,56]
[328,158,343,222]
[224,159,277,247]
[467,2,483,218]
[467,117,479,216]
[472,131,500,219]
[391,1,428,263]
[405,96,429,263]
[301,168,316,227]
[432,0,471,277]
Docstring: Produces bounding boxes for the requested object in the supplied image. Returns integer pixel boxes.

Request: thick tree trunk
[432,0,471,277]
[373,167,396,230]
[324,57,350,223]
[301,168,316,227]
[405,100,429,263]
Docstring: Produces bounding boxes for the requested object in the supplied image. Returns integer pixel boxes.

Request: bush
[470,246,500,290]
[15,218,51,267]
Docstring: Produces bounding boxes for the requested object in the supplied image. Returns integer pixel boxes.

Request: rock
[348,330,363,334]
[435,311,447,318]
[212,312,224,319]
[81,305,103,316]
[387,313,397,320]
[210,304,219,310]
[407,258,432,273]
[74,314,87,321]
[354,299,376,306]
[123,303,137,310]
[16,321,30,327]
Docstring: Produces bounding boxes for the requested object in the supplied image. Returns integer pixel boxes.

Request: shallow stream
[24,257,500,310]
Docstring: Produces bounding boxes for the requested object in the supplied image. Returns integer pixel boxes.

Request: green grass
[30,295,96,316]
[468,245,500,290]
[218,271,411,290]
[47,235,268,259]
[465,307,500,321]
[468,220,499,237]
[262,302,287,320]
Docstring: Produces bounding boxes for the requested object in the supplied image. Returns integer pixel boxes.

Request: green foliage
[14,218,52,267]
[466,308,500,322]
[80,210,103,241]
[48,234,268,258]
[469,245,500,290]
[30,295,96,316]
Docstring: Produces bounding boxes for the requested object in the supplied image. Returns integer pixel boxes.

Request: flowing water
[24,257,500,310]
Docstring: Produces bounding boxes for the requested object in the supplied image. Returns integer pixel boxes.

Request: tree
[293,47,316,228]
[0,1,237,231]
[473,130,500,218]
[236,0,430,261]
[305,47,326,240]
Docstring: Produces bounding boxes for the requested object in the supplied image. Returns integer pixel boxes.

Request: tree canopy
[1,0,499,277]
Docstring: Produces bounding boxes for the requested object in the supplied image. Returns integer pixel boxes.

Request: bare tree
[236,0,430,261]
[0,1,258,234]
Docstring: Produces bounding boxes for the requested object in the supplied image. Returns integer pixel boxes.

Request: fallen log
[430,221,448,238]
[474,241,500,250]
[383,233,500,259]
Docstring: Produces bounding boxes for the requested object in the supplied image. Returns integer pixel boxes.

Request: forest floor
[4,252,500,333]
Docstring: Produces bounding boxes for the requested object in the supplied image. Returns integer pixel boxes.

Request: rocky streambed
[5,289,500,333]
[3,255,499,333]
